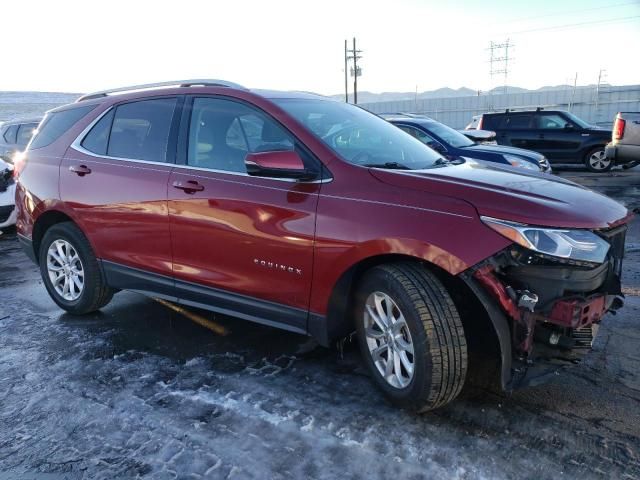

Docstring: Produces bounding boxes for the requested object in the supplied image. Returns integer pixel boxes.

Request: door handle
[538,134,545,139]
[172,180,204,193]
[69,164,91,176]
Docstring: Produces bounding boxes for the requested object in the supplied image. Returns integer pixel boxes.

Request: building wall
[361,85,640,129]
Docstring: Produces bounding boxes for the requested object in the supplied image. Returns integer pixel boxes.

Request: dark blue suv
[383,114,550,173]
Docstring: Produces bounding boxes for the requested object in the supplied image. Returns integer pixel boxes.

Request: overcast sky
[2,0,639,95]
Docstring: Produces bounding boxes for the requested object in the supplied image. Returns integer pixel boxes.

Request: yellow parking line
[154,298,230,336]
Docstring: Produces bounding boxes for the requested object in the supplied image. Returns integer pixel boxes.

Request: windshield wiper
[362,162,412,170]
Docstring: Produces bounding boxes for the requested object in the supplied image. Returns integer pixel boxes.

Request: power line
[508,15,640,35]
[494,1,639,26]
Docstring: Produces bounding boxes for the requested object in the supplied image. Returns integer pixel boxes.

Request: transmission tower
[488,39,514,96]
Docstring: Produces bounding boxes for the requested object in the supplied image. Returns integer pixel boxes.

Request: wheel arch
[32,210,81,264]
[310,253,512,391]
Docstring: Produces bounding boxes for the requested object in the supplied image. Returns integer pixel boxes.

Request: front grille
[571,324,597,350]
[0,205,13,223]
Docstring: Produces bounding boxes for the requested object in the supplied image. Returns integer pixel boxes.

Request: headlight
[503,154,541,171]
[481,216,610,264]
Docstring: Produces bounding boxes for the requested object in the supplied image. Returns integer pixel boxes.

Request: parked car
[465,115,481,130]
[382,113,550,172]
[15,80,631,411]
[469,109,614,172]
[0,118,40,163]
[605,112,640,169]
[459,128,497,145]
[0,159,16,233]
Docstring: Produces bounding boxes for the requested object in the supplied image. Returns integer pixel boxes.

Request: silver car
[0,118,40,163]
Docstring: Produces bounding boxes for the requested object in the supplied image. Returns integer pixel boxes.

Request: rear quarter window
[30,104,97,150]
[2,125,18,144]
[481,115,502,130]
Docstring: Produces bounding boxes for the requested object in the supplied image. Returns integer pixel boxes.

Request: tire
[584,146,612,173]
[39,222,114,314]
[355,262,468,412]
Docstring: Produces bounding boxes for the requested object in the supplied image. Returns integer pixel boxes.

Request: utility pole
[488,39,514,99]
[594,69,607,124]
[344,40,349,103]
[568,72,577,112]
[345,38,363,104]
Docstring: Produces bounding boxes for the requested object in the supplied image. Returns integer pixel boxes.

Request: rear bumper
[605,143,640,163]
[17,233,37,264]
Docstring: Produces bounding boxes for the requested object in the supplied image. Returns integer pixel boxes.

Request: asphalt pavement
[0,167,639,479]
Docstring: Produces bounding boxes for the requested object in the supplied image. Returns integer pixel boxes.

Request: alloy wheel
[46,239,84,301]
[588,149,611,171]
[363,291,415,389]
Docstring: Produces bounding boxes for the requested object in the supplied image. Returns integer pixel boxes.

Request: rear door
[167,96,321,332]
[499,114,538,150]
[61,96,180,287]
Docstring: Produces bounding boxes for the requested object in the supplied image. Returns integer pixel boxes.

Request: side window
[30,105,96,149]
[481,115,501,130]
[2,125,18,144]
[16,123,38,146]
[81,110,115,155]
[188,97,295,173]
[505,115,533,129]
[537,114,570,129]
[398,125,437,145]
[107,98,177,162]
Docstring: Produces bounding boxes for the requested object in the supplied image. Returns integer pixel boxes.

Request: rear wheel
[584,146,612,172]
[355,263,468,412]
[39,222,114,314]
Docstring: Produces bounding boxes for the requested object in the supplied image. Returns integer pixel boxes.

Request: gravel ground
[0,169,638,480]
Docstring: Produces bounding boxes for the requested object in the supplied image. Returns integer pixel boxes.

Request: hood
[462,143,544,160]
[370,160,629,229]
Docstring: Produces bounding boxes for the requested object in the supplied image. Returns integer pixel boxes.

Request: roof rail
[76,79,247,102]
[504,106,545,113]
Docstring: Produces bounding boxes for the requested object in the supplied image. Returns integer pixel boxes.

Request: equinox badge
[254,259,303,275]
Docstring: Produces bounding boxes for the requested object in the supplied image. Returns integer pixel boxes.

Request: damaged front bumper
[467,223,628,390]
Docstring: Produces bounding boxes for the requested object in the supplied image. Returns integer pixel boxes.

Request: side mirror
[564,123,575,130]
[245,151,316,181]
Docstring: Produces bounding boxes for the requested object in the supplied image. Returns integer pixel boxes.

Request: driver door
[167,96,321,331]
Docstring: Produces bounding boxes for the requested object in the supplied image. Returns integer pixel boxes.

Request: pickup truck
[605,112,640,169]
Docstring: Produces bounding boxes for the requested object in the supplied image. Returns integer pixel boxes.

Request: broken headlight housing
[481,216,610,264]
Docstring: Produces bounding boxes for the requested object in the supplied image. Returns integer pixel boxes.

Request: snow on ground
[0,170,639,479]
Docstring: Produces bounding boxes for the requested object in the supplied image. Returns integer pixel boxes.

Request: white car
[0,158,16,233]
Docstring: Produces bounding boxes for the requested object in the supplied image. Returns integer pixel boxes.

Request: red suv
[15,80,632,411]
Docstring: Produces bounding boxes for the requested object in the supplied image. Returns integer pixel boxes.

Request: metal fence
[361,84,640,129]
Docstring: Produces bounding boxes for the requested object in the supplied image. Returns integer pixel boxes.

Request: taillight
[477,115,484,130]
[613,117,625,140]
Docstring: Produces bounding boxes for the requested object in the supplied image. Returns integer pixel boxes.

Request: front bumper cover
[469,224,627,389]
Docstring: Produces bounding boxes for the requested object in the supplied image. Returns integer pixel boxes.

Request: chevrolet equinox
[15,80,632,411]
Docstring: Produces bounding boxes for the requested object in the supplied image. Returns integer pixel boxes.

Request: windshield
[563,111,591,129]
[273,99,445,169]
[424,121,474,148]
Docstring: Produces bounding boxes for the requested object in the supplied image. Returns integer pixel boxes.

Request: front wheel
[584,146,612,172]
[39,222,114,314]
[355,263,468,412]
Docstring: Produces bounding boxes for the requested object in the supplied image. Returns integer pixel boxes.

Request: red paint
[548,295,608,329]
[473,266,521,321]
[16,84,632,323]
